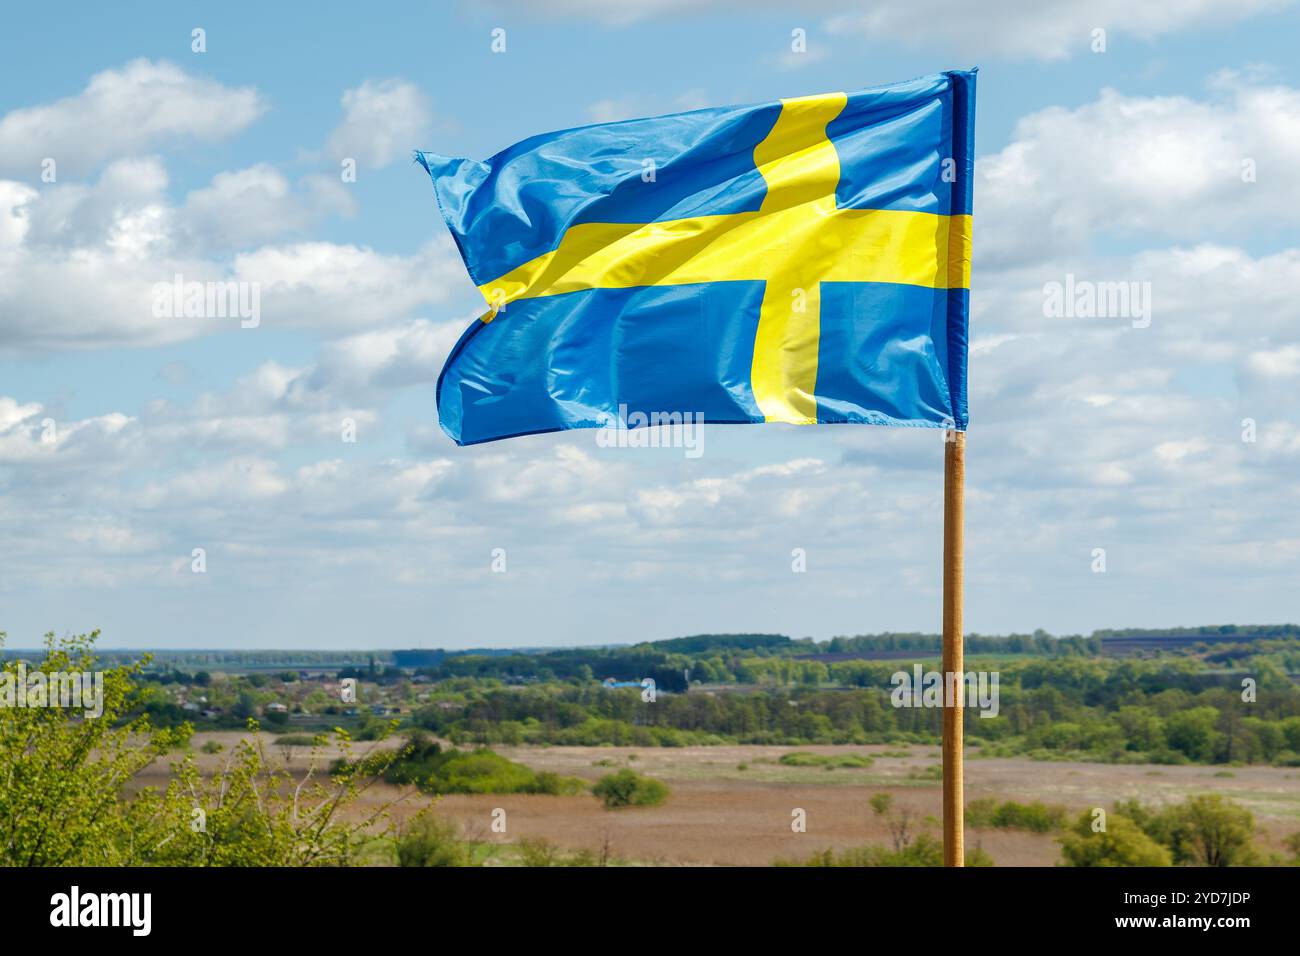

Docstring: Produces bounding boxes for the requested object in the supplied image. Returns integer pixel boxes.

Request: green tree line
[414,655,1300,764]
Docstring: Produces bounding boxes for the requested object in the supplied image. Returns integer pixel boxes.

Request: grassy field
[142,733,1300,866]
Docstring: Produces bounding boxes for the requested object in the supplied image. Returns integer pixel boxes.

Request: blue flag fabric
[417,70,975,446]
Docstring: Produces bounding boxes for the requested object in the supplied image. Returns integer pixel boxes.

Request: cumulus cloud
[232,239,469,333]
[0,61,451,355]
[0,59,265,178]
[326,79,433,168]
[977,72,1300,268]
[307,317,469,394]
[178,165,357,251]
[0,164,467,351]
[15,155,359,257]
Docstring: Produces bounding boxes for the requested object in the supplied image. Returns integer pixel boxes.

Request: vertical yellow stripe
[750,92,847,424]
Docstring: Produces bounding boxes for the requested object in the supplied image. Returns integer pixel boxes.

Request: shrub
[532,770,585,795]
[778,751,872,769]
[1162,795,1258,866]
[776,835,993,867]
[967,798,1066,833]
[379,735,583,795]
[397,816,471,867]
[1059,812,1172,867]
[1284,831,1300,863]
[592,769,669,809]
[778,751,823,766]
[1112,794,1259,866]
[353,714,394,741]
[516,837,600,867]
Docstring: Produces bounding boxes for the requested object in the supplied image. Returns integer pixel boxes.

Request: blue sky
[2,0,1299,648]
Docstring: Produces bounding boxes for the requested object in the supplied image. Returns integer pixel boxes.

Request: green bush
[396,816,471,867]
[516,837,600,867]
[531,770,584,795]
[1059,812,1172,867]
[1161,795,1258,866]
[777,835,993,867]
[353,714,394,741]
[378,734,584,795]
[592,769,669,809]
[1109,795,1259,865]
[778,751,872,768]
[966,798,1066,832]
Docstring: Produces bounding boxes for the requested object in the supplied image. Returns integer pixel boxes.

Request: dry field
[140,733,1300,866]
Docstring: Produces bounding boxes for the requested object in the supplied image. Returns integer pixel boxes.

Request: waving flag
[417,70,975,446]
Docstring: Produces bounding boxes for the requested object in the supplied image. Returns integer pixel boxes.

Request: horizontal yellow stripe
[478,208,971,310]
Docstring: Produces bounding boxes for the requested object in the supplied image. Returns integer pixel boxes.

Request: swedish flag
[417,70,975,446]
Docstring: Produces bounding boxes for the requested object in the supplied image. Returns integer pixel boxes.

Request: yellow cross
[474,92,971,425]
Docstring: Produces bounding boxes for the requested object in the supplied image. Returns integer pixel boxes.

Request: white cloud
[233,239,468,333]
[0,396,40,431]
[827,0,1290,61]
[16,157,358,258]
[0,165,466,351]
[140,457,291,506]
[497,0,1289,60]
[0,398,135,466]
[327,79,432,168]
[630,458,824,527]
[0,59,264,178]
[308,317,468,392]
[977,73,1300,267]
[178,165,357,251]
[1246,344,1300,378]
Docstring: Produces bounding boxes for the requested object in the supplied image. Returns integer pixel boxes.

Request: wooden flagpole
[942,429,965,866]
